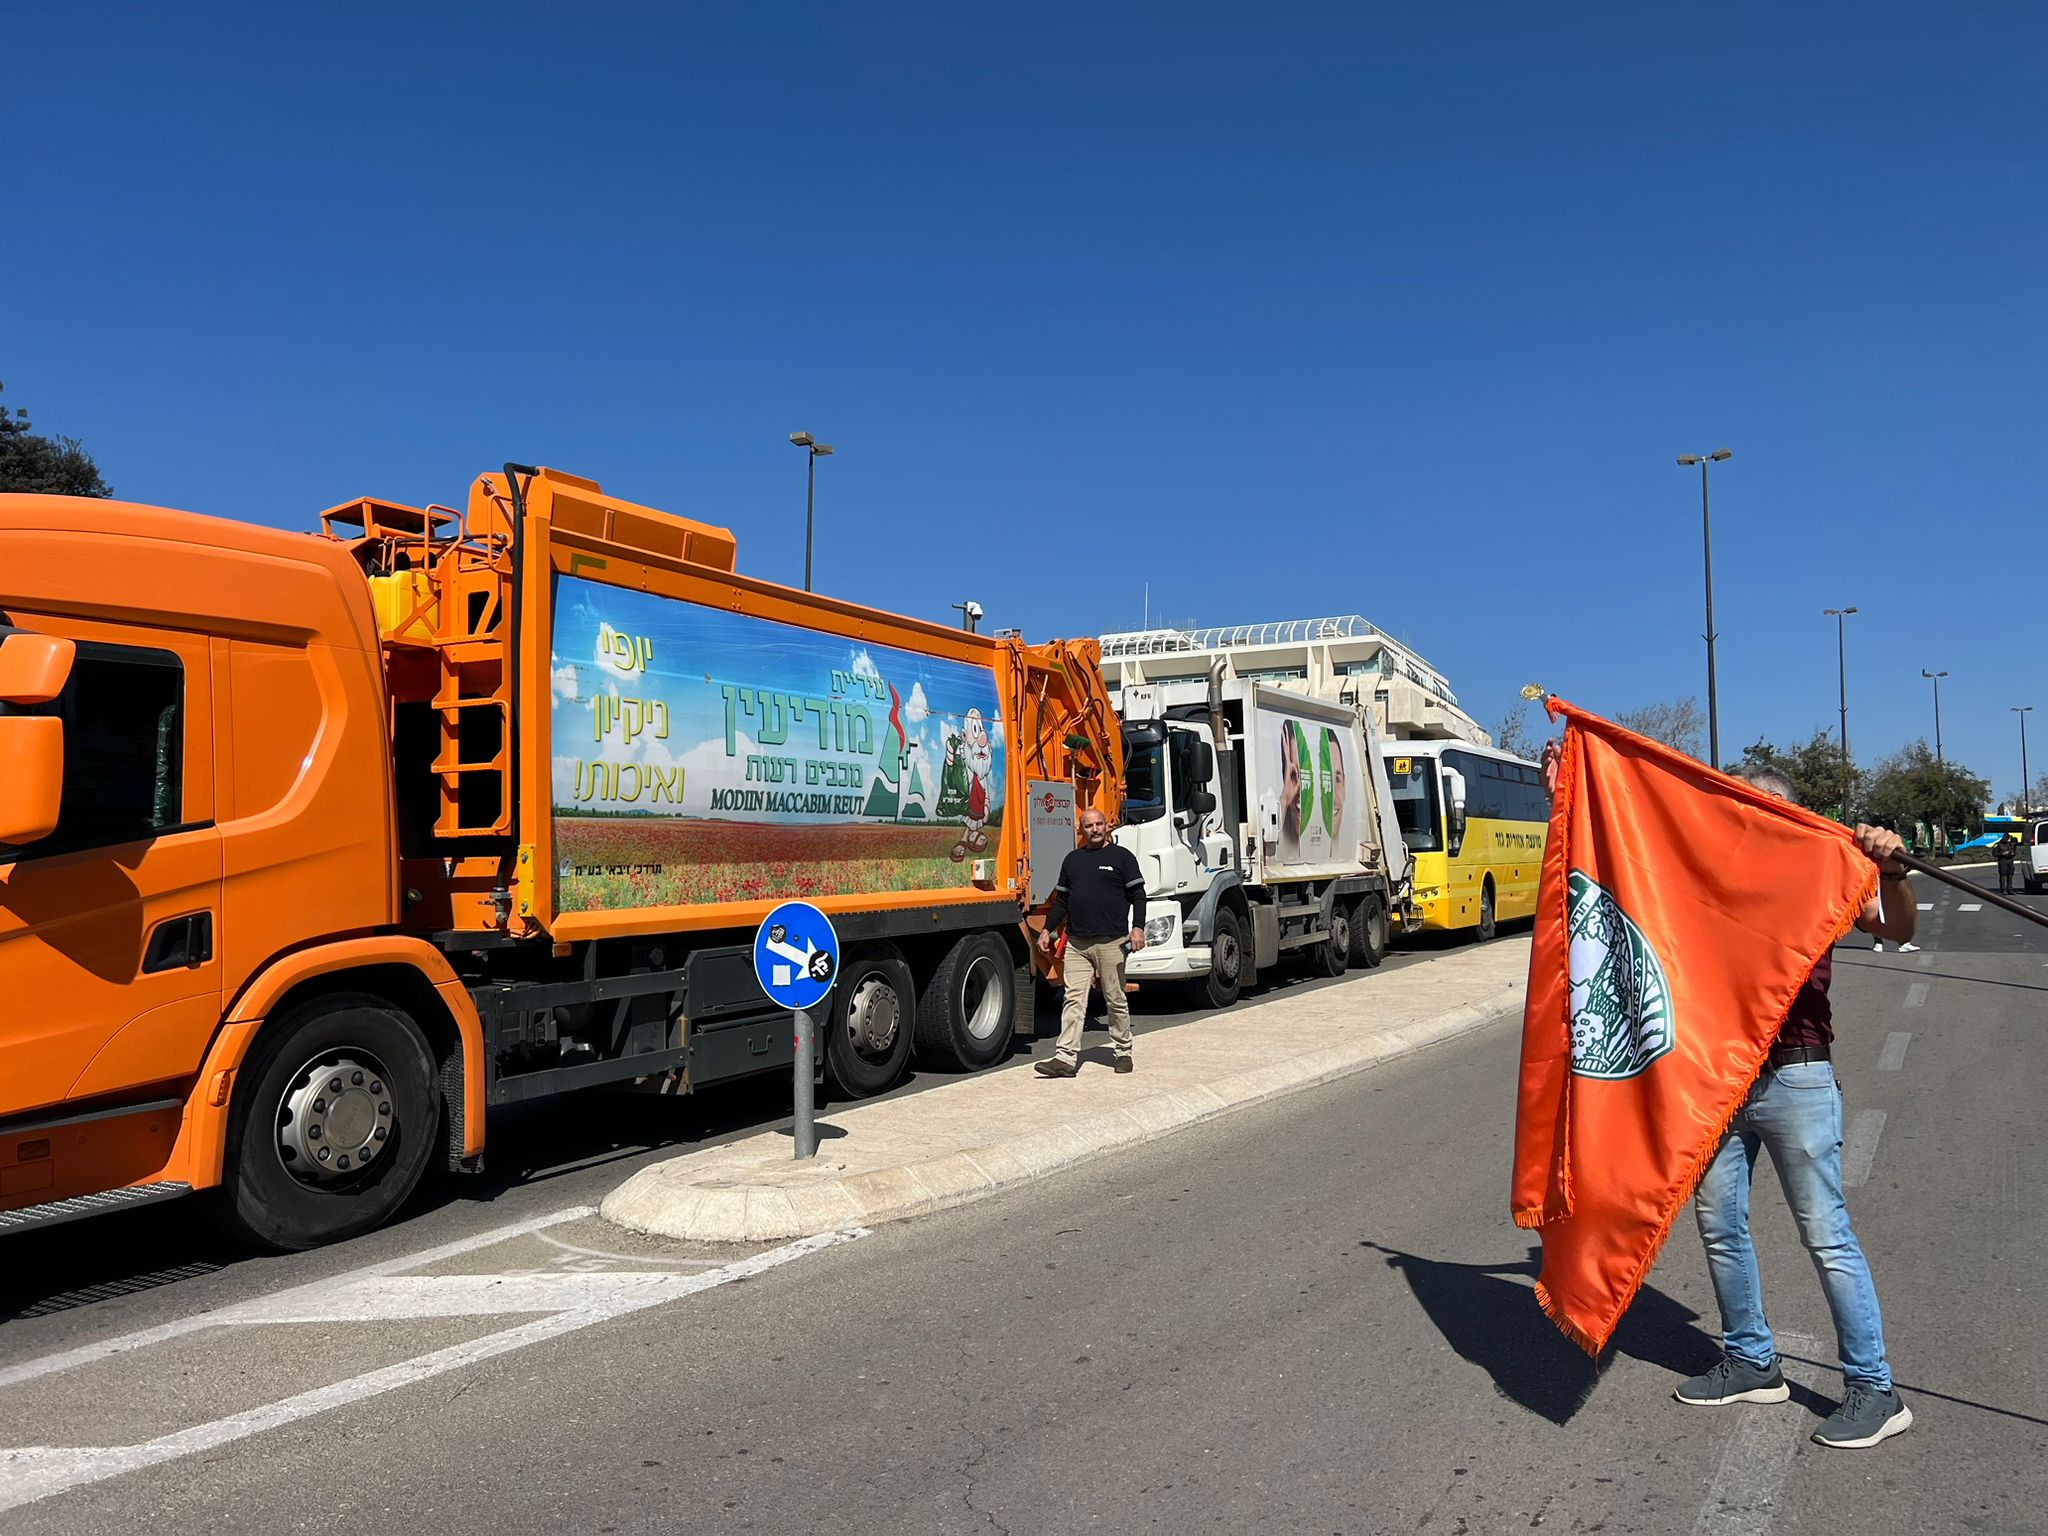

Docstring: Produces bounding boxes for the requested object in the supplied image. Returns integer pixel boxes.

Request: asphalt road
[2,885,2042,1533]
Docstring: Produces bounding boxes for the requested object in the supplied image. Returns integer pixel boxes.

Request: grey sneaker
[1813,1384,1912,1449]
[1034,1056,1078,1079]
[1674,1355,1790,1406]
[1113,1055,1133,1074]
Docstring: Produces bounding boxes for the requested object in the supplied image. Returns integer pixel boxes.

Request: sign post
[753,901,840,1161]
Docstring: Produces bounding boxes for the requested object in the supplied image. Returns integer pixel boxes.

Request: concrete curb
[601,971,1524,1245]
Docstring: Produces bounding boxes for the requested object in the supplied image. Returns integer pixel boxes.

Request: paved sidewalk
[602,937,1531,1243]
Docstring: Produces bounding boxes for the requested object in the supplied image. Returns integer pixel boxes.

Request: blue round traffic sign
[753,901,841,1011]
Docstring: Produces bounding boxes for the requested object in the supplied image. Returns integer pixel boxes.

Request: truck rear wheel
[1200,907,1247,1009]
[1348,894,1388,969]
[1311,908,1349,978]
[913,931,1017,1071]
[215,993,438,1252]
[825,946,916,1097]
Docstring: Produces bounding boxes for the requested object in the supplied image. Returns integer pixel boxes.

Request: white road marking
[1959,902,1983,912]
[0,1204,599,1391]
[1877,1032,1911,1072]
[1903,982,1929,1010]
[0,1226,865,1513]
[1692,1330,1824,1536]
[1842,1111,1887,1187]
[1915,903,1934,911]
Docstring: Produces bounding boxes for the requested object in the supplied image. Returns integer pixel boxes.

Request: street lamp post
[788,432,835,592]
[1921,669,1947,764]
[1823,607,1858,781]
[2014,706,2034,816]
[1676,449,1732,769]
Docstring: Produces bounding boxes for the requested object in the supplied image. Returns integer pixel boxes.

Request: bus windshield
[1387,755,1442,852]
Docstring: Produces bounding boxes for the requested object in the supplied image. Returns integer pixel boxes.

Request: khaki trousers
[1056,936,1133,1062]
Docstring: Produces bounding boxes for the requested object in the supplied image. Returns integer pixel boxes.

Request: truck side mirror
[1195,741,1215,785]
[0,633,75,848]
[1190,789,1217,817]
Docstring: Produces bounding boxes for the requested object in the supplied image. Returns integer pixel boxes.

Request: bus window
[1388,756,1442,852]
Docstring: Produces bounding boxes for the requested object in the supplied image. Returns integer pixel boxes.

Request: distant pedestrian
[1995,835,2017,895]
[1034,807,1146,1078]
[1675,769,1915,1450]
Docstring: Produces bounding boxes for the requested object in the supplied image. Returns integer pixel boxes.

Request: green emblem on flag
[1566,869,1675,1080]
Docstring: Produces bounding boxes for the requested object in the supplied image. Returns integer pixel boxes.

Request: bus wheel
[1311,908,1349,978]
[1348,894,1388,969]
[914,931,1017,1071]
[1200,907,1247,1009]
[215,993,438,1252]
[826,946,917,1097]
[1475,880,1497,942]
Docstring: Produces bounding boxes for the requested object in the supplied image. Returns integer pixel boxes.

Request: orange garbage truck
[0,466,1120,1249]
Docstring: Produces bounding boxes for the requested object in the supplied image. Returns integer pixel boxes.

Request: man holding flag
[1519,705,1915,1455]
[1675,769,1915,1450]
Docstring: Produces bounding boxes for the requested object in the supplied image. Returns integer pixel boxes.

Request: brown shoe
[1034,1056,1078,1079]
[1113,1055,1134,1074]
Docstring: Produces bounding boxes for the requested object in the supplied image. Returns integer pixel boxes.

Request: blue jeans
[1692,1060,1892,1390]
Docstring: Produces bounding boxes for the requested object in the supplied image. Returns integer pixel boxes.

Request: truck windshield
[1387,755,1442,852]
[1123,727,1167,824]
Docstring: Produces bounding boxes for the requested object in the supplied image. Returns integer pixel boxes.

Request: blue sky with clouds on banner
[6,4,2043,798]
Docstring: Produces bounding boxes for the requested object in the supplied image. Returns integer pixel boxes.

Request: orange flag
[1512,698,1877,1355]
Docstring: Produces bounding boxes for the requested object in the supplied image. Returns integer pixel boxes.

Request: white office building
[1098,616,1490,746]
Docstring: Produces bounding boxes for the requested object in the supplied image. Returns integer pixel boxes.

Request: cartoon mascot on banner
[945,708,996,861]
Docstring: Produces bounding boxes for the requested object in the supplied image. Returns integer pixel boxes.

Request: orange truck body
[0,467,1120,1246]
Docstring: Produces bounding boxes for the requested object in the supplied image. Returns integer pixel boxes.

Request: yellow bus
[1382,741,1549,939]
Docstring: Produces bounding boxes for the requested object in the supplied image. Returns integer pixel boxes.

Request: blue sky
[6,5,2043,799]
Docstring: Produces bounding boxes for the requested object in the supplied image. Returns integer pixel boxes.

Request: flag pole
[1892,851,2048,933]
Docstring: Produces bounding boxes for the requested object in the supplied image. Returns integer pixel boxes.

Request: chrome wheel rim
[277,1050,395,1187]
[961,955,1007,1042]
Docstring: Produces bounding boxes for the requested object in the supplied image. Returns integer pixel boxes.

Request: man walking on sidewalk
[1674,769,1916,1450]
[1035,807,1146,1078]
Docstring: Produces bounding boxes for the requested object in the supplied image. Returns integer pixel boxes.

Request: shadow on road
[1359,1240,1722,1425]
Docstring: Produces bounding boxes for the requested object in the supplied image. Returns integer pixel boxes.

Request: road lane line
[0,1205,597,1391]
[1915,903,1933,911]
[1692,1331,1824,1536]
[0,1227,866,1513]
[1959,902,1983,912]
[1877,1033,1911,1072]
[1903,983,1929,1010]
[1842,1111,1887,1187]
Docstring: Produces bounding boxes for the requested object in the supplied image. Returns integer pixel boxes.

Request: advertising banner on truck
[549,576,1005,911]
[1256,703,1365,878]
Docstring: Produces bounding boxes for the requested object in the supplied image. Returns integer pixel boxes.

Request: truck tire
[913,931,1018,1071]
[825,945,917,1097]
[1200,906,1247,1009]
[1474,880,1497,943]
[1348,894,1388,969]
[1311,907,1350,979]
[214,993,438,1252]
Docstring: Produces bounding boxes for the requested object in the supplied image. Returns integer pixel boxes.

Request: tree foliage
[0,380,111,497]
[1739,729,1862,819]
[1492,701,1544,760]
[1614,696,1705,759]
[1862,739,1990,835]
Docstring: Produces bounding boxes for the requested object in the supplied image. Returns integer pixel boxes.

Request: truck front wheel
[825,946,917,1097]
[913,931,1018,1071]
[1200,907,1247,1009]
[215,993,438,1252]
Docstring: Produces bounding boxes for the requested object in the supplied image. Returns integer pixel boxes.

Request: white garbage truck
[1109,669,1411,1006]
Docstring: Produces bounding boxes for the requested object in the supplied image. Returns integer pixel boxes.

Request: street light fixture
[1675,448,1733,769]
[1823,607,1858,780]
[1921,669,1948,764]
[2014,706,2034,816]
[789,432,834,592]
